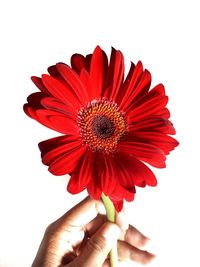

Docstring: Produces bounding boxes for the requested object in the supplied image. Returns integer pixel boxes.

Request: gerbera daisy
[24,46,178,212]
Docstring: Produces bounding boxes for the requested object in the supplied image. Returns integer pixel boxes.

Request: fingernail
[101,223,121,242]
[144,238,158,254]
[148,253,159,266]
[96,201,106,215]
[116,210,129,231]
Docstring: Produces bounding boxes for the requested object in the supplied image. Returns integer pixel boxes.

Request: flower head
[24,46,179,211]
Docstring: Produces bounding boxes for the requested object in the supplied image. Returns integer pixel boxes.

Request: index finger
[55,196,105,229]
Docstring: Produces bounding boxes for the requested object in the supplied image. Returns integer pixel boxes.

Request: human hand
[31,197,155,267]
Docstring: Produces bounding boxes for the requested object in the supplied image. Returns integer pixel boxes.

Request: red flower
[24,46,179,211]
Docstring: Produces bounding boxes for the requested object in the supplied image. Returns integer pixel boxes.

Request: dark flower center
[78,100,127,153]
[92,115,115,139]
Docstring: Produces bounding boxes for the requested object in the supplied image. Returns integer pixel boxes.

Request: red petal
[41,97,76,116]
[31,76,49,94]
[131,131,179,154]
[49,115,79,134]
[56,63,89,104]
[35,109,79,134]
[90,46,108,98]
[101,156,118,195]
[121,69,152,112]
[119,141,166,168]
[39,135,76,156]
[87,178,102,200]
[109,182,135,212]
[23,92,45,120]
[48,65,83,109]
[124,155,157,186]
[114,62,134,104]
[132,83,166,108]
[48,65,62,79]
[102,156,135,208]
[67,150,94,194]
[23,104,38,120]
[80,69,93,101]
[129,117,176,134]
[118,61,144,109]
[25,92,45,109]
[71,54,87,74]
[48,145,86,176]
[112,201,124,212]
[85,153,136,210]
[112,152,145,188]
[71,53,92,74]
[118,154,157,187]
[86,153,102,200]
[43,140,80,166]
[157,107,170,119]
[128,95,168,122]
[107,48,124,101]
[42,139,82,165]
[42,74,81,111]
[85,54,92,70]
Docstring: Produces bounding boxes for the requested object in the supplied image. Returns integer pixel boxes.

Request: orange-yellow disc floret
[78,100,127,153]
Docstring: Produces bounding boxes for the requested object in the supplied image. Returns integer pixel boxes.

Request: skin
[32,197,156,267]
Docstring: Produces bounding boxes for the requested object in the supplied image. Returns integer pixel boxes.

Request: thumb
[68,222,120,267]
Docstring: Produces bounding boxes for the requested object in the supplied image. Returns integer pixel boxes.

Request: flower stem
[101,193,118,267]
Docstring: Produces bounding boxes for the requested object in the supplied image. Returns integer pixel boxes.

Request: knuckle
[87,235,107,254]
[44,223,60,243]
[45,224,53,235]
[45,221,57,234]
[44,224,56,239]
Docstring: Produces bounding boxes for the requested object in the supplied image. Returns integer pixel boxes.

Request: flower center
[92,115,115,139]
[78,100,127,153]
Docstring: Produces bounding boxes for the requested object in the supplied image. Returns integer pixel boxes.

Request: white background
[0,0,199,266]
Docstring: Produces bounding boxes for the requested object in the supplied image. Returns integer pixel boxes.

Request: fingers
[46,196,156,267]
[51,196,105,230]
[123,224,151,249]
[116,208,156,265]
[118,240,156,265]
[117,207,151,249]
[116,207,149,249]
[84,214,107,236]
[66,222,120,267]
[116,207,129,232]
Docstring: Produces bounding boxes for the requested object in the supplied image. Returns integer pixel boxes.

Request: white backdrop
[0,0,199,266]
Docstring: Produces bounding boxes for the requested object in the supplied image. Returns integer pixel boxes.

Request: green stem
[101,193,118,267]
